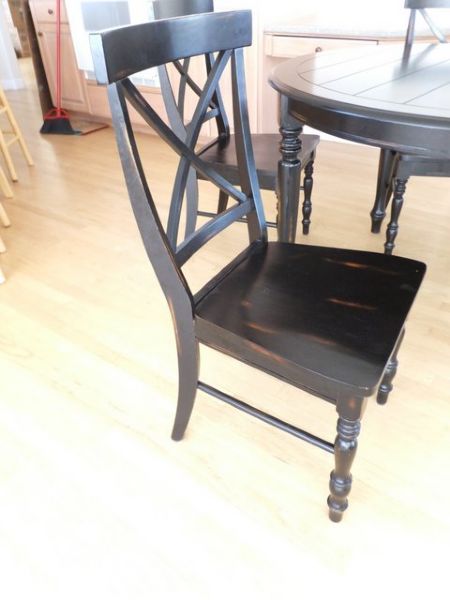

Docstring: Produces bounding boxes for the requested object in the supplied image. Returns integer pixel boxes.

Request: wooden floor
[1,62,449,598]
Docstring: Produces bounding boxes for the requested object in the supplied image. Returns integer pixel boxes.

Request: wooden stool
[0,199,11,249]
[0,86,34,181]
[0,200,10,284]
[0,163,13,197]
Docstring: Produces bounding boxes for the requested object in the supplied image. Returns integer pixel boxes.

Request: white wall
[0,2,23,89]
[258,0,450,32]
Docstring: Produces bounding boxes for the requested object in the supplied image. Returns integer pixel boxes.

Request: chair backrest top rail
[153,0,213,20]
[405,1,450,8]
[90,10,252,85]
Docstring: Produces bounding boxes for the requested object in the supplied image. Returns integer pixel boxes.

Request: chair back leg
[377,328,405,405]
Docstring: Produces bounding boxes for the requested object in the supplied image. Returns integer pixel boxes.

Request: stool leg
[0,202,11,227]
[7,114,34,167]
[0,128,18,182]
[0,87,34,167]
[0,165,13,197]
[0,265,5,284]
[17,132,35,167]
[0,233,6,253]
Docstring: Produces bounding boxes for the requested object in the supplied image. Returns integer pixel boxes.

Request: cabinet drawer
[30,0,68,24]
[264,35,378,58]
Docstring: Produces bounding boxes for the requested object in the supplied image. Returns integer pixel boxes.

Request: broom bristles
[40,108,80,135]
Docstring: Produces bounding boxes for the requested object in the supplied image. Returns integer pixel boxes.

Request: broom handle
[56,0,62,111]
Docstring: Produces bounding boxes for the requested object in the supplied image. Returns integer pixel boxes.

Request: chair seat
[198,133,320,190]
[195,242,425,397]
[396,153,450,178]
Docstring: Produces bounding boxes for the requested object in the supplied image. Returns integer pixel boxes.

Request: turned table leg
[277,95,302,243]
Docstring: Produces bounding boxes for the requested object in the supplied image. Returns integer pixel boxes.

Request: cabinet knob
[315,46,323,53]
[48,8,54,15]
[37,31,43,37]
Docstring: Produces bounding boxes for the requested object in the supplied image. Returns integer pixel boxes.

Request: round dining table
[269,43,450,244]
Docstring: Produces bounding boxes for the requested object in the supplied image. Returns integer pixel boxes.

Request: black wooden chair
[371,0,450,254]
[152,0,319,243]
[90,10,426,522]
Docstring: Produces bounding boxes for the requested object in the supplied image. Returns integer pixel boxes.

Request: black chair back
[152,0,230,235]
[404,0,449,49]
[153,0,213,19]
[152,0,226,136]
[405,0,450,7]
[90,10,266,299]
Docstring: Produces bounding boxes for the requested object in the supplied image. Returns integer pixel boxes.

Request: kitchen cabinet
[28,1,442,136]
[264,34,378,58]
[29,1,89,113]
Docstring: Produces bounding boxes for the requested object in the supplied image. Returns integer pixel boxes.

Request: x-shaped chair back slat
[91,11,266,303]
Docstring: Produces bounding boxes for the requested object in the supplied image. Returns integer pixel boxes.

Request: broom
[40,0,78,134]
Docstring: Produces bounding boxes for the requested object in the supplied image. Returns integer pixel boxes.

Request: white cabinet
[29,1,90,113]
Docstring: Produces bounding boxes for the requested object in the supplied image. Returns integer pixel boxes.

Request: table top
[269,43,450,157]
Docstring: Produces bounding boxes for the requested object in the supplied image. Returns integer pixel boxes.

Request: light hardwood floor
[0,62,449,599]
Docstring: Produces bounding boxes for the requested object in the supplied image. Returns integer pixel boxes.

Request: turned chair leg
[377,329,405,405]
[384,177,408,255]
[328,396,367,522]
[301,159,314,235]
[217,190,229,214]
[371,149,397,233]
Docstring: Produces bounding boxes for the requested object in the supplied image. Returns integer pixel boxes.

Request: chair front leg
[301,159,314,235]
[371,149,397,233]
[384,177,408,255]
[328,396,367,522]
